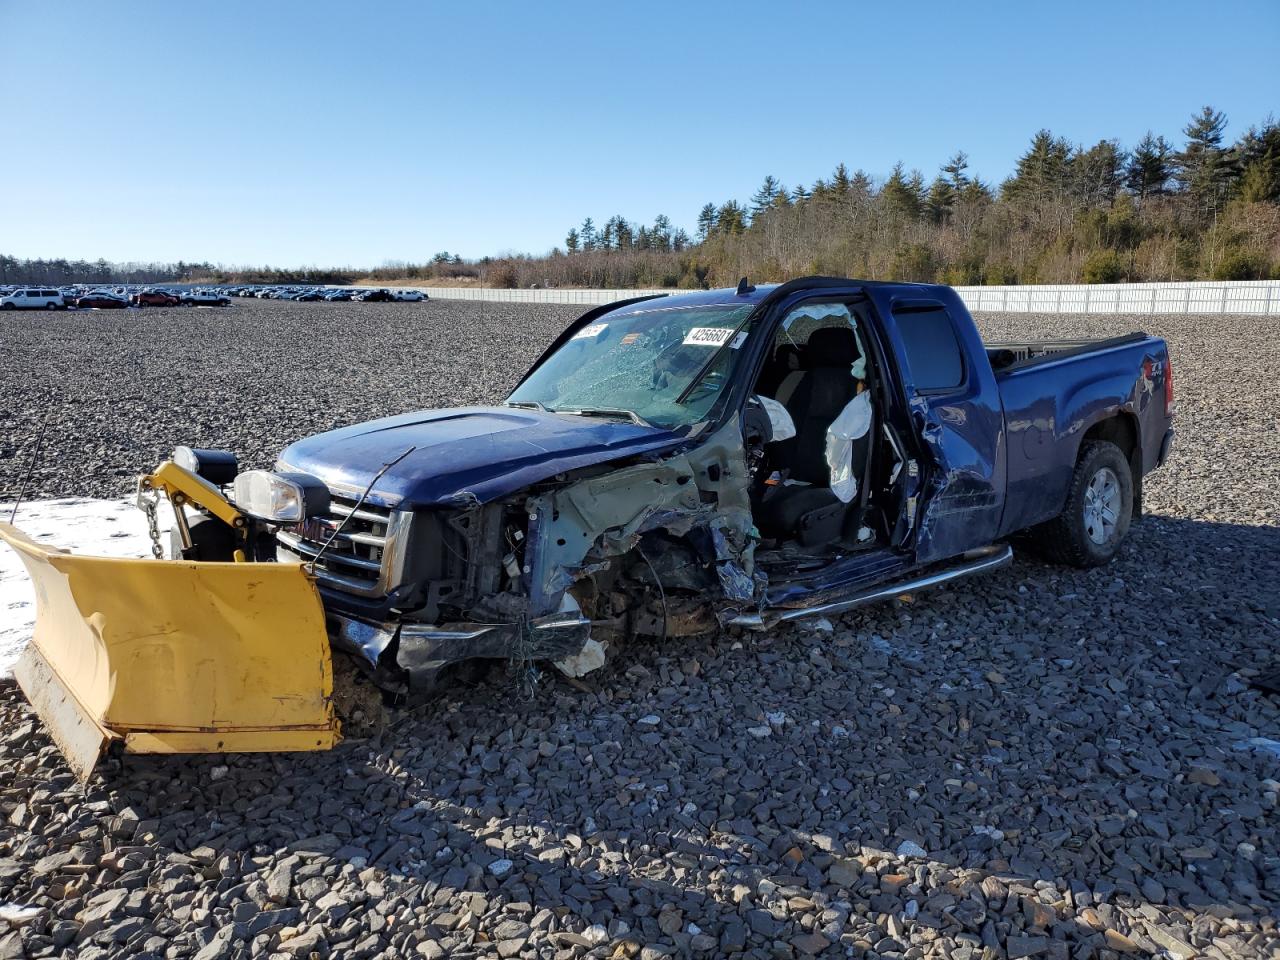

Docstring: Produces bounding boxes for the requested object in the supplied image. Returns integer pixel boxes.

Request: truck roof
[615,277,949,314]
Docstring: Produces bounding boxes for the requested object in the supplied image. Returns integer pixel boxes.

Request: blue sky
[2,0,1276,266]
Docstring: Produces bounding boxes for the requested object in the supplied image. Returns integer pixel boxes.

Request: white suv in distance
[0,288,65,310]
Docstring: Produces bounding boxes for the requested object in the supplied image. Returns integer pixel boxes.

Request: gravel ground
[1,299,1278,960]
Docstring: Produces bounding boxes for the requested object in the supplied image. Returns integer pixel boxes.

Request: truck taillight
[1163,357,1175,417]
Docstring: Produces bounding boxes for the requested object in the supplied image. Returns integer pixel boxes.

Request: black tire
[46,302,59,310]
[1,302,14,310]
[1031,440,1133,568]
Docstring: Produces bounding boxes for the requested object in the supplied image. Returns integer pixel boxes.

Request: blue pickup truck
[182,277,1174,690]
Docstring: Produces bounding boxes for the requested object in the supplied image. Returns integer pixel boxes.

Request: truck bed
[988,329,1171,539]
[985,332,1150,374]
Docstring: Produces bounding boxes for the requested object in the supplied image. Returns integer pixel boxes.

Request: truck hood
[277,405,686,509]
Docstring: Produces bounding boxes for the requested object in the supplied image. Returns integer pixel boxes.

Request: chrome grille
[276,493,400,597]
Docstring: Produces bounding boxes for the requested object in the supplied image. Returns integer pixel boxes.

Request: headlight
[173,446,239,485]
[233,471,330,523]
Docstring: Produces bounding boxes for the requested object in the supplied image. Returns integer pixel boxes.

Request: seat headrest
[775,343,805,371]
[807,326,861,368]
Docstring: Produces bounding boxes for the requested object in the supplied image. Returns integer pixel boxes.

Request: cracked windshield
[508,302,757,428]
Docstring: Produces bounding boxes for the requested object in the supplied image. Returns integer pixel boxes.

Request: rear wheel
[46,302,59,310]
[1030,440,1133,567]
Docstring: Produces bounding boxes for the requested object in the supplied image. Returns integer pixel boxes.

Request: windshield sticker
[730,331,748,350]
[572,323,608,340]
[620,332,641,346]
[683,327,736,347]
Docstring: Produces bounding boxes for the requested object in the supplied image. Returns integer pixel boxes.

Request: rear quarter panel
[997,338,1170,536]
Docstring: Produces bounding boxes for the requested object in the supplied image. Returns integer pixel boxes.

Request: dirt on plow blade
[0,522,340,780]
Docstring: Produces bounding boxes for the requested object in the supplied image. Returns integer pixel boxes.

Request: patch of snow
[0,902,43,925]
[0,498,173,676]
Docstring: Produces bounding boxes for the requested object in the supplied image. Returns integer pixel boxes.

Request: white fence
[409,281,1280,314]
[413,287,673,305]
[953,281,1280,315]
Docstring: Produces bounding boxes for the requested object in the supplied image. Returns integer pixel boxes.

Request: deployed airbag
[825,391,873,502]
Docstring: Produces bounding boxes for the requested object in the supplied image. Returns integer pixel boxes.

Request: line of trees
[0,256,219,285]
[7,107,1277,290]
[540,106,1279,289]
[0,256,357,286]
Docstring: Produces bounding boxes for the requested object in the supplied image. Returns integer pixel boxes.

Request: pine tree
[750,175,783,216]
[926,176,956,223]
[565,228,580,254]
[612,216,633,249]
[1071,140,1125,208]
[1124,132,1174,200]
[791,182,811,203]
[1177,106,1231,210]
[695,203,717,241]
[881,163,922,219]
[1003,130,1073,204]
[942,151,972,190]
[831,163,852,196]
[716,200,747,234]
[651,214,673,250]
[580,217,597,251]
[1232,119,1280,204]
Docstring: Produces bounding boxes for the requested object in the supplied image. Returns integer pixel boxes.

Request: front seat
[756,326,868,546]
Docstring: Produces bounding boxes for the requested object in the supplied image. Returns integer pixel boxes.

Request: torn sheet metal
[524,456,703,614]
[709,512,761,602]
[521,415,766,625]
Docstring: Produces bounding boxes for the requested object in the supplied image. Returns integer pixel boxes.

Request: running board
[726,544,1013,630]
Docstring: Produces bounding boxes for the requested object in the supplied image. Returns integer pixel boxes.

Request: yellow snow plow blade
[1,522,340,780]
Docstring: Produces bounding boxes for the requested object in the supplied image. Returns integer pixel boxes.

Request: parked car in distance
[180,290,232,307]
[355,288,395,302]
[75,291,129,309]
[293,290,326,301]
[324,289,355,301]
[393,290,427,302]
[131,290,180,307]
[1,288,65,310]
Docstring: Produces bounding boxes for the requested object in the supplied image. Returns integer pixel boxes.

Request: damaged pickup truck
[1,277,1175,777]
